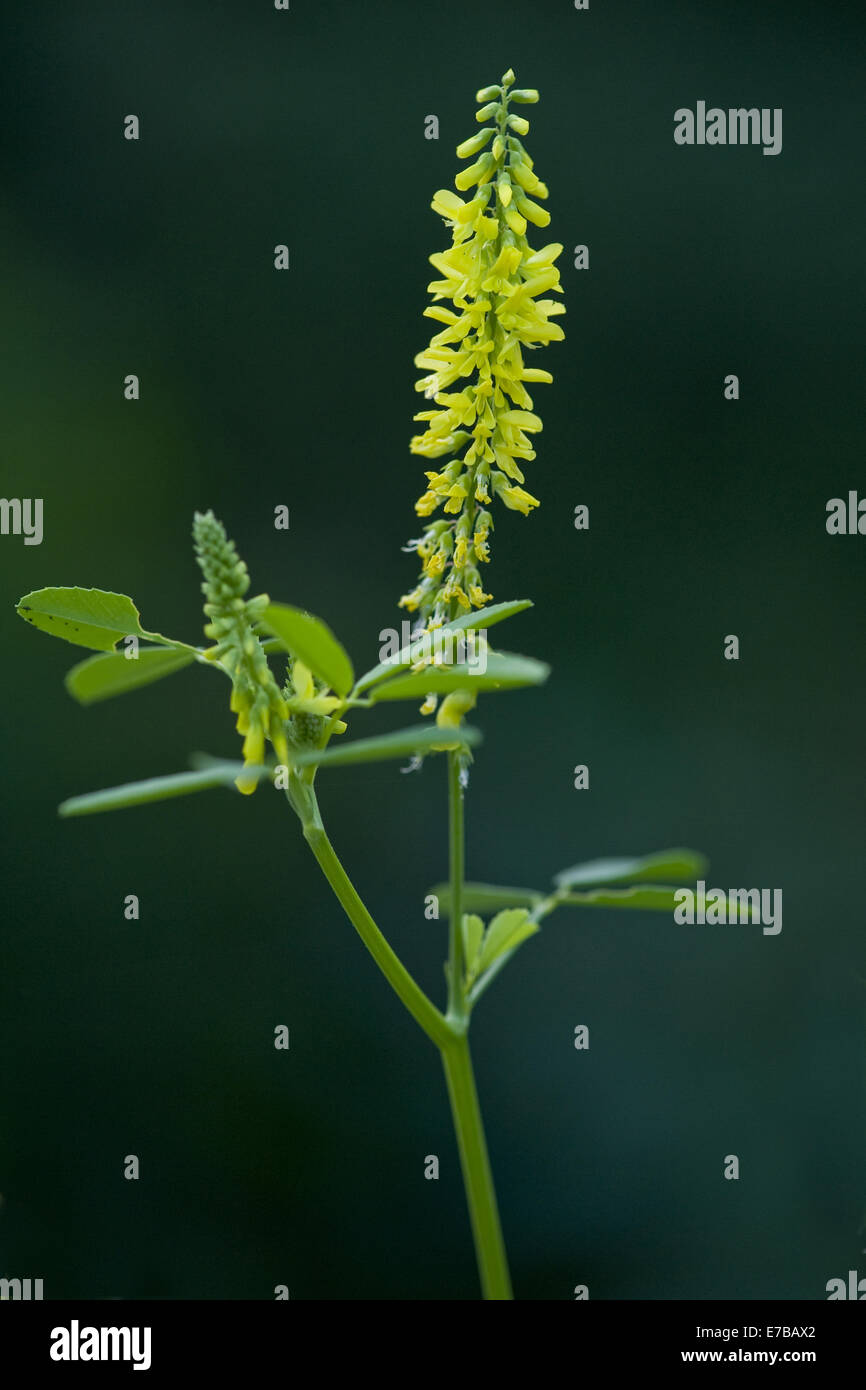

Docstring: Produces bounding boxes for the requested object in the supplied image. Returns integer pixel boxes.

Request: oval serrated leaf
[261,603,354,698]
[17,587,147,652]
[478,908,539,973]
[554,848,708,890]
[370,650,549,701]
[354,599,532,693]
[65,647,196,705]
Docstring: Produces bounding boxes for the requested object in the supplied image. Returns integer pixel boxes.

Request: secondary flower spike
[193,510,289,793]
[401,68,565,630]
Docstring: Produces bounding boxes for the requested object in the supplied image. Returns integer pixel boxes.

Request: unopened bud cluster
[193,510,289,792]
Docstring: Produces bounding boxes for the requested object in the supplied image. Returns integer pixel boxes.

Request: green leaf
[65,647,196,705]
[58,762,256,818]
[461,914,485,983]
[553,848,707,890]
[17,587,148,652]
[478,908,539,974]
[290,722,481,769]
[430,881,545,914]
[261,603,354,698]
[370,650,549,701]
[16,586,191,654]
[354,599,533,693]
[563,886,755,920]
[559,885,686,912]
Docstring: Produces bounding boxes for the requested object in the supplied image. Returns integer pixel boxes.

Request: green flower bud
[456,127,494,159]
[454,151,494,191]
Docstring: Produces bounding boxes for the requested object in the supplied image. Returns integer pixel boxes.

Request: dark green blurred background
[1,0,863,1300]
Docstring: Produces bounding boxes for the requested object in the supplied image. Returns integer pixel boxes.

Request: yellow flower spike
[402,73,563,634]
[419,694,438,717]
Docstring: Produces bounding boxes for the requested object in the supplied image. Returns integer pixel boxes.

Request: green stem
[299,794,451,1050]
[294,768,513,1299]
[447,750,466,1025]
[441,1032,513,1299]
